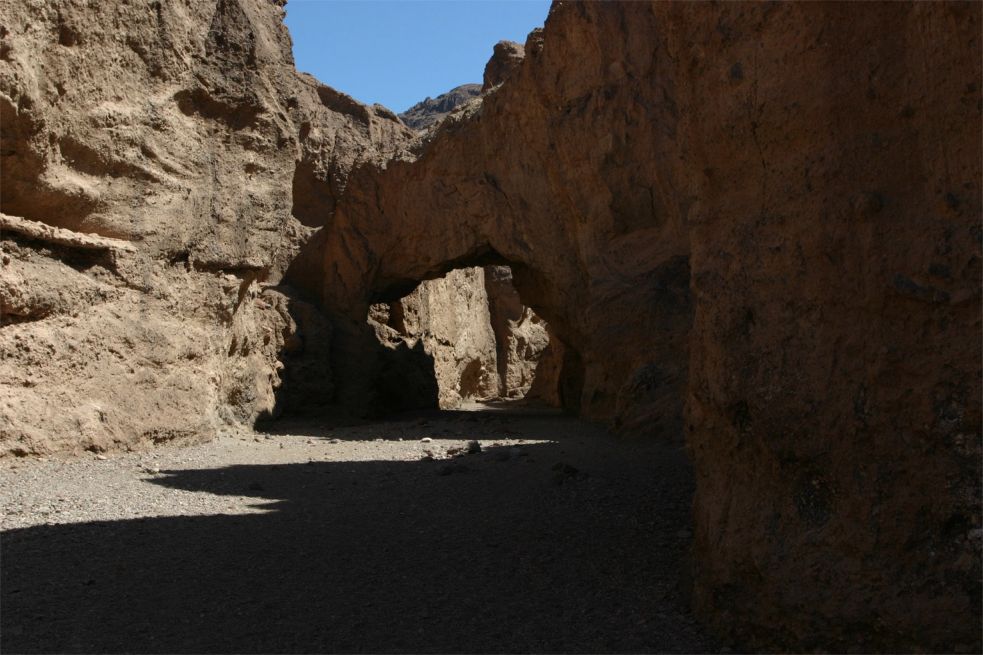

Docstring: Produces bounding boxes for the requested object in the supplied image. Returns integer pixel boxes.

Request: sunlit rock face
[398,84,481,132]
[369,267,500,409]
[0,0,413,454]
[482,40,525,92]
[367,265,555,410]
[483,265,552,400]
[320,2,982,651]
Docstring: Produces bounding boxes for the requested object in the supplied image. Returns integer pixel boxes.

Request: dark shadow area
[256,285,337,421]
[368,244,511,305]
[1,420,717,654]
[260,400,564,441]
[375,339,440,411]
[259,287,440,423]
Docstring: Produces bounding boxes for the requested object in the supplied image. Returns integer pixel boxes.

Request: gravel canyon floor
[1,404,718,653]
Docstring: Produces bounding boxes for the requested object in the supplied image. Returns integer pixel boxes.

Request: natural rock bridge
[0,1,979,653]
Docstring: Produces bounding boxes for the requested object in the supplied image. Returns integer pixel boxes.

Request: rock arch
[312,2,982,651]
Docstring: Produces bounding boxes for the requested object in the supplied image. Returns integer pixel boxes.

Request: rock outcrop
[481,40,524,92]
[318,2,981,651]
[387,56,551,409]
[366,264,555,408]
[0,0,413,454]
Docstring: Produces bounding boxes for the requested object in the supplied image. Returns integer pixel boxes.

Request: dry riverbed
[1,404,719,653]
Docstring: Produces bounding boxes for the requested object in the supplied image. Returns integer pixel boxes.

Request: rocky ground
[0,403,718,654]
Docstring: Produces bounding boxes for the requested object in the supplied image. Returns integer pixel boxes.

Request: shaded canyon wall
[319,2,981,651]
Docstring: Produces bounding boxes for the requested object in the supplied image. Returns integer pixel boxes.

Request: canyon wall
[367,265,555,410]
[680,4,981,649]
[0,0,548,452]
[369,267,500,409]
[1,0,979,650]
[322,4,695,435]
[320,2,981,650]
[0,0,413,453]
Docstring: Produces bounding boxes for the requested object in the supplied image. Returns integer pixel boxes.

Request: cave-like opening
[365,265,563,413]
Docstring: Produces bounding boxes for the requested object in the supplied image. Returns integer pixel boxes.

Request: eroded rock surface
[0,0,413,455]
[323,4,694,437]
[369,267,500,409]
[482,40,524,92]
[484,265,552,399]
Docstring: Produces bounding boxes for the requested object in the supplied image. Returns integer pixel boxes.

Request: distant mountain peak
[398,83,481,131]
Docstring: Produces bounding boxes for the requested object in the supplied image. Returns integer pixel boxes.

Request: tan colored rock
[484,265,551,399]
[0,213,136,252]
[322,6,693,436]
[370,267,500,409]
[0,0,979,651]
[525,326,564,406]
[363,263,554,410]
[0,0,413,454]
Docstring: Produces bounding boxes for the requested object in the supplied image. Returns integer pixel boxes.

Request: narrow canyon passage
[0,0,978,651]
[0,407,717,654]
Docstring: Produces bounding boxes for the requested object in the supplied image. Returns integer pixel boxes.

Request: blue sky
[284,1,550,113]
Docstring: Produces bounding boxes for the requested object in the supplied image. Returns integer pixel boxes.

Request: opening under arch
[366,264,565,411]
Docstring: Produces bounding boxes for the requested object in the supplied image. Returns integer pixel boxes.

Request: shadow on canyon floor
[260,400,566,439]
[1,412,719,654]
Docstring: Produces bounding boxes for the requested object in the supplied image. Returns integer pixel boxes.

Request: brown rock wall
[322,3,693,436]
[0,0,978,650]
[319,2,982,650]
[482,40,524,92]
[484,265,552,399]
[0,0,413,454]
[675,3,982,649]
